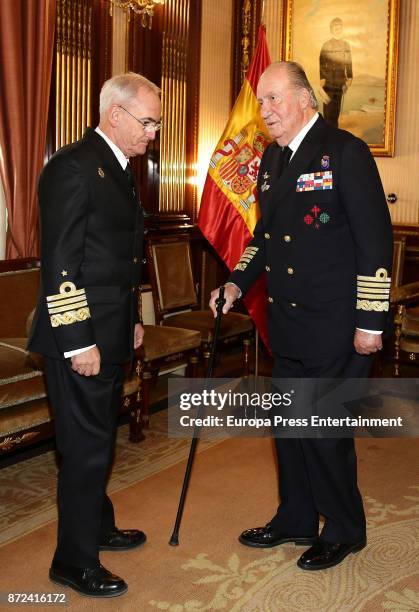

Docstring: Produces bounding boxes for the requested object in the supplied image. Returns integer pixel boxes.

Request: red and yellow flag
[198,26,271,348]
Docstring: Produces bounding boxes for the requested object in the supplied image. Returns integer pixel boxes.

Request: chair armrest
[391,281,419,305]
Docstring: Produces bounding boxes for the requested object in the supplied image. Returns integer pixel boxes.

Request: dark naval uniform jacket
[229,115,393,359]
[28,128,143,365]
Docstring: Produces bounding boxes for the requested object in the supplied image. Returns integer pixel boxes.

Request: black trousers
[323,85,344,128]
[44,357,124,568]
[270,350,372,543]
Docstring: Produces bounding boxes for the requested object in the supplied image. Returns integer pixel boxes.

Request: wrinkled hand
[71,346,101,377]
[209,283,240,317]
[134,323,145,349]
[354,330,382,355]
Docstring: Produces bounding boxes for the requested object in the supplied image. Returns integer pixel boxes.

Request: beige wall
[264,0,419,225]
[196,0,233,202]
[111,7,128,75]
[375,0,419,224]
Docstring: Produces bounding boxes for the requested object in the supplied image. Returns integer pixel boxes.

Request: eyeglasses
[119,106,162,132]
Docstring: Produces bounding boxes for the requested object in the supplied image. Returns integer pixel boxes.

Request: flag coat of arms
[198,26,271,348]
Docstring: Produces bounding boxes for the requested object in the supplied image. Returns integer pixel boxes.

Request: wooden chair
[133,323,201,432]
[146,233,254,375]
[0,259,149,454]
[391,286,419,377]
[386,237,419,375]
[370,238,405,378]
[392,237,407,289]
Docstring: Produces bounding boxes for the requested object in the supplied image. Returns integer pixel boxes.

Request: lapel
[262,115,328,228]
[83,128,134,199]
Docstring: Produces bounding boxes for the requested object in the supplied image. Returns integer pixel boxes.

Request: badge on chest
[304,205,331,229]
[296,170,333,192]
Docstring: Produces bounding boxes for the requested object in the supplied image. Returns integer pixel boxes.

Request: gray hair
[268,61,318,110]
[99,72,160,116]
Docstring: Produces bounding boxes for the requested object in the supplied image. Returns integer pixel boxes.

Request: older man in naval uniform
[29,73,162,596]
[210,61,393,571]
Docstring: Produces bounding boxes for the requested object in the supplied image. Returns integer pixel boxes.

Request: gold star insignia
[61,270,68,277]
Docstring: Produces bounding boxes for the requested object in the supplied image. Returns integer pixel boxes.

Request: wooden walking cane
[169,285,226,546]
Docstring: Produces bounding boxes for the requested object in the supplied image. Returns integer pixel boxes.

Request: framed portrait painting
[282,0,400,156]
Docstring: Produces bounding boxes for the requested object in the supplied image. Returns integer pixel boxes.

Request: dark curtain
[0,0,56,257]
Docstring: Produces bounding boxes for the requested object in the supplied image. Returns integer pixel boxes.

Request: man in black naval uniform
[210,61,393,571]
[319,18,353,127]
[28,73,162,597]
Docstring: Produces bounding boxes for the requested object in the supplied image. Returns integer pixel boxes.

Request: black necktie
[125,161,133,182]
[125,162,136,196]
[279,146,292,177]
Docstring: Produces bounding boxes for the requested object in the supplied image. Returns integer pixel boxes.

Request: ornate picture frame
[282,0,400,156]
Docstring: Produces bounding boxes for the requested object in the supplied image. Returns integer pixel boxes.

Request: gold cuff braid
[234,246,259,272]
[46,282,91,327]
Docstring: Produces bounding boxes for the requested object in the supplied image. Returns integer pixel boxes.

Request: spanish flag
[198,26,271,348]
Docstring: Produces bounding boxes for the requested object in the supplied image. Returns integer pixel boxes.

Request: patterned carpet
[149,513,419,611]
[0,410,221,547]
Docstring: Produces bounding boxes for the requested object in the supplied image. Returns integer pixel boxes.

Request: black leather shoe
[49,561,127,597]
[297,538,367,570]
[99,527,146,551]
[239,524,318,548]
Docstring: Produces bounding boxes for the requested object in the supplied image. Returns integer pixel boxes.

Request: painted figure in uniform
[28,73,162,597]
[210,61,393,571]
[319,18,353,127]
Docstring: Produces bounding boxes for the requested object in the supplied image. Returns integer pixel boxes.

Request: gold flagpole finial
[261,0,266,25]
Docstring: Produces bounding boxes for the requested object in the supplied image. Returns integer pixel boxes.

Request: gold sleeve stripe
[48,300,89,315]
[356,287,391,295]
[356,268,391,309]
[47,294,87,310]
[357,293,389,300]
[234,247,259,272]
[47,287,86,302]
[46,282,91,328]
[357,281,391,289]
[356,278,391,284]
